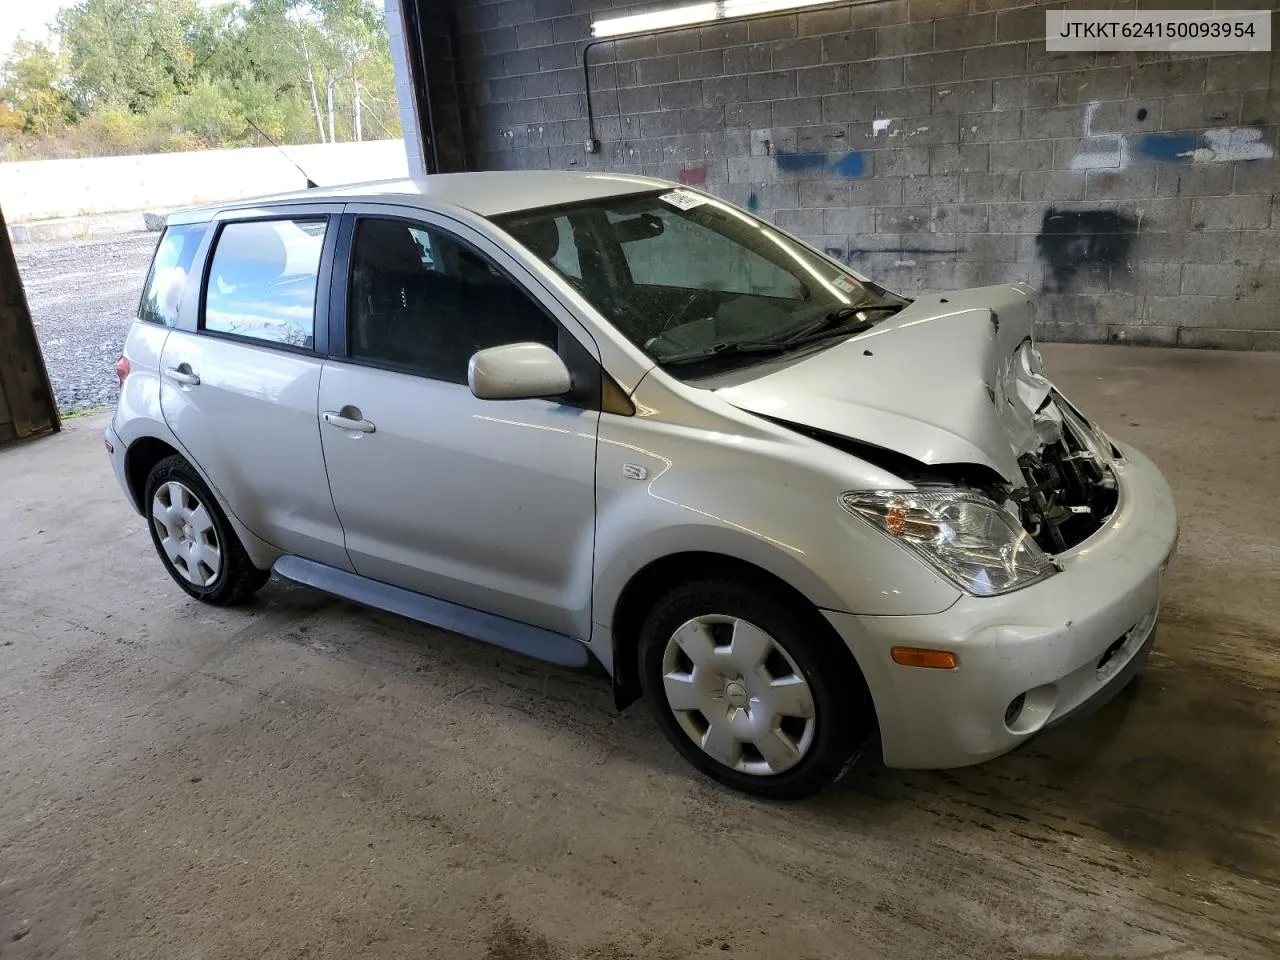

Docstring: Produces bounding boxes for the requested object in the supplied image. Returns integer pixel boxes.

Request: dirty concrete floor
[1,344,1277,960]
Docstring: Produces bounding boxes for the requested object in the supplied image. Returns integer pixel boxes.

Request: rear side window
[139,223,207,327]
[203,218,327,349]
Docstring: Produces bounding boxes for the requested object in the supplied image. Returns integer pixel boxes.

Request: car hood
[715,284,1054,484]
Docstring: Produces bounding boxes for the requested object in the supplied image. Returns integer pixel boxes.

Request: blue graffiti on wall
[774,150,865,178]
[1138,133,1197,164]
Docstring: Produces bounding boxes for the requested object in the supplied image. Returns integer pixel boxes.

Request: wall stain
[677,165,708,187]
[745,191,759,212]
[1139,133,1197,164]
[824,245,962,264]
[1036,207,1138,292]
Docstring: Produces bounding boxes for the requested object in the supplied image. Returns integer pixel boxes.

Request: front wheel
[144,454,270,605]
[638,579,873,800]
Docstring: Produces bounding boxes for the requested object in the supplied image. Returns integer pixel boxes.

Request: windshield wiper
[780,303,904,346]
[655,340,792,367]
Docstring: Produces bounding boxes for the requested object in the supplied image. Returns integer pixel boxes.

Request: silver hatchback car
[107,173,1178,798]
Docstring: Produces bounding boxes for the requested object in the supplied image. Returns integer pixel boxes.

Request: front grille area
[1013,396,1118,554]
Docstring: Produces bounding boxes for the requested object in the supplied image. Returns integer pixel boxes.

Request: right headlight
[840,490,1057,596]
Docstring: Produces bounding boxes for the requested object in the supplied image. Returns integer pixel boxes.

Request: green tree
[0,40,74,135]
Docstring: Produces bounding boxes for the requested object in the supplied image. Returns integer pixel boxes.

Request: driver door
[317,207,602,640]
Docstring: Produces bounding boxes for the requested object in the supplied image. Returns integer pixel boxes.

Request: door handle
[322,410,376,434]
[164,366,201,386]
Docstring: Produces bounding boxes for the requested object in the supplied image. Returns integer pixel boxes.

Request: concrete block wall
[448,0,1280,349]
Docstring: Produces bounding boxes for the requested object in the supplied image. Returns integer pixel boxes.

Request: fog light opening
[1004,693,1026,728]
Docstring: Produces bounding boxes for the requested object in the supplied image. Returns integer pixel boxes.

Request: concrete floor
[1,343,1277,960]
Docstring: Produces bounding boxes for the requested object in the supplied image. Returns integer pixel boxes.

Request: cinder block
[1051,137,1123,170]
[875,22,934,58]
[800,181,850,207]
[537,43,576,70]
[1206,53,1271,92]
[1242,90,1280,125]
[754,182,802,208]
[496,0,536,26]
[1056,67,1132,105]
[958,232,1019,261]
[1023,105,1089,140]
[656,32,698,56]
[1160,93,1241,131]
[679,51,723,81]
[960,110,1022,143]
[849,57,907,91]
[772,38,823,69]
[905,51,964,86]
[798,65,847,97]
[1155,165,1234,198]
[618,86,662,114]
[852,0,910,29]
[960,171,1020,201]
[699,22,750,50]
[994,6,1042,43]
[724,44,772,75]
[849,177,907,205]
[932,13,996,51]
[728,155,777,181]
[1085,169,1158,200]
[963,43,1028,80]
[777,208,826,234]
[1130,61,1208,98]
[1233,160,1280,196]
[680,106,725,134]
[749,71,797,101]
[799,7,852,35]
[1181,262,1247,297]
[1191,195,1271,230]
[875,147,932,176]
[660,81,705,109]
[877,205,933,232]
[749,14,799,42]
[987,201,1046,233]
[990,139,1053,171]
[1037,321,1113,344]
[908,0,968,21]
[930,143,990,174]
[877,86,933,117]
[515,20,554,48]
[824,207,877,233]
[904,175,960,203]
[703,76,750,105]
[773,98,824,126]
[993,76,1059,111]
[1021,170,1086,202]
[932,203,988,232]
[1026,47,1093,75]
[1084,99,1158,134]
[725,102,772,127]
[933,80,994,115]
[824,93,878,122]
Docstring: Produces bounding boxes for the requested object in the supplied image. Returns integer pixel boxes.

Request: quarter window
[203,218,326,349]
[348,217,557,383]
[139,223,207,327]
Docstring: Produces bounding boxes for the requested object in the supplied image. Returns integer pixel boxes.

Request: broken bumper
[824,443,1177,770]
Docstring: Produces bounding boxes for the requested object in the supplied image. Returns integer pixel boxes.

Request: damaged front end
[994,340,1120,554]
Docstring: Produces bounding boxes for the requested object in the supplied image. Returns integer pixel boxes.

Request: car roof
[171,171,675,223]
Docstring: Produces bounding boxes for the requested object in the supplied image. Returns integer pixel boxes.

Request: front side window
[494,191,905,376]
[139,223,207,327]
[203,218,326,349]
[348,217,557,383]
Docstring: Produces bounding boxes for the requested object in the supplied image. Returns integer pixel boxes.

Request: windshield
[491,189,905,374]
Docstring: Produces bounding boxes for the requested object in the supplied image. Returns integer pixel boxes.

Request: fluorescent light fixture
[590,3,718,38]
[722,0,833,13]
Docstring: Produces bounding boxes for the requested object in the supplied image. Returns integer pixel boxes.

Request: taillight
[115,355,130,385]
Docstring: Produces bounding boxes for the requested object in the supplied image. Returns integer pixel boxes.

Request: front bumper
[824,443,1177,769]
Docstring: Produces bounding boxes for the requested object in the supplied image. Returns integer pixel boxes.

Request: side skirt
[273,555,593,669]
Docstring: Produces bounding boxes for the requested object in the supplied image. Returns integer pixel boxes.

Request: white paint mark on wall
[1070,101,1128,171]
[1180,127,1274,163]
[873,119,892,137]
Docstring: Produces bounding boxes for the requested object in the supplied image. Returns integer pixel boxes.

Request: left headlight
[840,490,1057,596]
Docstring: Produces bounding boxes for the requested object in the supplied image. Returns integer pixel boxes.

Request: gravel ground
[16,232,158,413]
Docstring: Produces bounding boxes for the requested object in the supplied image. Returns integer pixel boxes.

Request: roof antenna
[247,119,318,189]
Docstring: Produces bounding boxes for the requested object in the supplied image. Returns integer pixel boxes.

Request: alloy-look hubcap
[661,614,817,776]
[151,480,222,587]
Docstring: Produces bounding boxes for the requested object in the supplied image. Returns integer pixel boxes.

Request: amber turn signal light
[891,647,959,669]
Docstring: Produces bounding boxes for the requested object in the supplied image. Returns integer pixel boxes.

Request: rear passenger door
[316,207,601,639]
[159,204,353,571]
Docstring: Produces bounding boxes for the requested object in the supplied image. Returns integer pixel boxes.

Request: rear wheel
[145,455,269,605]
[638,579,873,800]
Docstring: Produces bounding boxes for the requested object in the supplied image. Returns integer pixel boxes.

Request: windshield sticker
[659,189,708,211]
[832,274,859,293]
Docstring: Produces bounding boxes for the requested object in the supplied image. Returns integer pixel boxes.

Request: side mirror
[468,342,572,401]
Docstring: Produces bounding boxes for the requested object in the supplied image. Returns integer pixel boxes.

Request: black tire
[144,454,270,606]
[638,578,873,800]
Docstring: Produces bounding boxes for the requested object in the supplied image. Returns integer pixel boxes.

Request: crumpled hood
[715,284,1054,484]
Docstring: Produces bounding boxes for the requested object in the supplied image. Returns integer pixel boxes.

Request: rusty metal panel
[0,204,59,445]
